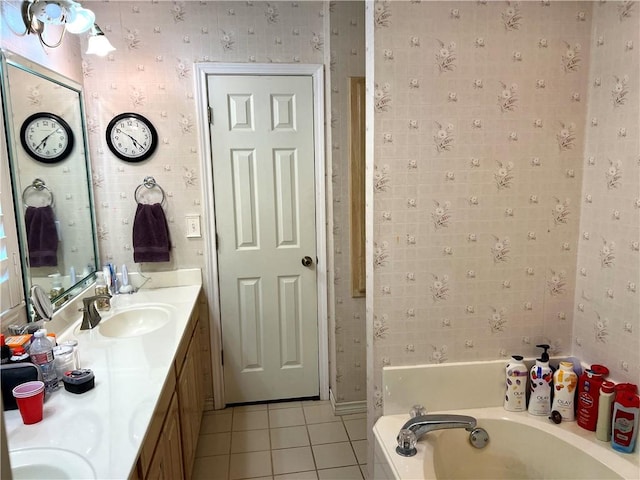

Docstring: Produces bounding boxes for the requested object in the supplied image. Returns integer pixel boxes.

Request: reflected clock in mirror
[20,112,74,163]
[106,112,158,162]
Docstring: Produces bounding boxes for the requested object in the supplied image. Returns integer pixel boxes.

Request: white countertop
[4,282,202,479]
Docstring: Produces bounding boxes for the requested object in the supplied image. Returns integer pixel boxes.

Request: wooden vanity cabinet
[133,299,208,480]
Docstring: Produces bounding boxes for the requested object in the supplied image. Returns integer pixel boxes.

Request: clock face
[106,113,158,162]
[20,113,74,163]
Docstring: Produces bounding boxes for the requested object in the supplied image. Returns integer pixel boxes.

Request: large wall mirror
[0,50,98,318]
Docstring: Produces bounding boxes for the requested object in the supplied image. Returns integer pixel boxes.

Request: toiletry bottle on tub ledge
[551,361,578,421]
[611,383,639,453]
[528,344,553,416]
[504,355,528,412]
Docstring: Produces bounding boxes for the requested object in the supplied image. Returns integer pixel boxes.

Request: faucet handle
[409,404,427,418]
[396,429,417,457]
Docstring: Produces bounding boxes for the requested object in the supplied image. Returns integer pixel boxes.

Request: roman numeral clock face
[20,113,74,163]
[106,113,158,162]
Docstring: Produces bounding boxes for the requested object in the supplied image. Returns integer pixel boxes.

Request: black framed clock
[106,112,158,162]
[20,112,74,163]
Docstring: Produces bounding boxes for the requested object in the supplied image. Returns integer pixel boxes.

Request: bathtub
[373,407,640,480]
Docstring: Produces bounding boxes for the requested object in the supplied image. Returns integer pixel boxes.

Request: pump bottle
[504,355,528,412]
[527,344,553,416]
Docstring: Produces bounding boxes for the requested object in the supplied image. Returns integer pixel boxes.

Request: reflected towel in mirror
[25,205,58,267]
[133,203,170,263]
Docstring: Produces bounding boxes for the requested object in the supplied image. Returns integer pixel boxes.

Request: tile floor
[193,401,368,480]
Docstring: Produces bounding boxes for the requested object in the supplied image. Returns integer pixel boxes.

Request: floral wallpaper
[329,0,366,404]
[573,1,639,385]
[369,0,638,420]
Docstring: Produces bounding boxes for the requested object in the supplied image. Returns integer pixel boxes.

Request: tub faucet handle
[396,429,417,457]
[410,404,427,418]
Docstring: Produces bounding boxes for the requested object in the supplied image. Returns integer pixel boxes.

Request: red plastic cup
[12,381,45,425]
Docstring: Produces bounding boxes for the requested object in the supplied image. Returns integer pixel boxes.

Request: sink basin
[10,447,96,479]
[98,304,173,338]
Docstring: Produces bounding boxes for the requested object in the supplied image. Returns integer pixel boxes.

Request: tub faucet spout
[399,414,477,440]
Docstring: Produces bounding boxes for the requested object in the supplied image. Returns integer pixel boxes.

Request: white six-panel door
[208,75,319,404]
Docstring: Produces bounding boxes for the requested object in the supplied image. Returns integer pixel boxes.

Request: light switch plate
[185,215,201,238]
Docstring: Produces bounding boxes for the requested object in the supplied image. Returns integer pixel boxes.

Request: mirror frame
[0,50,99,318]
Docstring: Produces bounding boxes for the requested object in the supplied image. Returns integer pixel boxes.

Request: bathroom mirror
[0,50,98,318]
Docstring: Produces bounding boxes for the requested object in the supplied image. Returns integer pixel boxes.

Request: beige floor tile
[343,418,367,441]
[196,432,231,457]
[270,425,310,449]
[317,465,363,480]
[303,404,341,424]
[192,454,229,480]
[274,470,318,480]
[234,403,268,412]
[201,413,233,434]
[271,446,316,475]
[233,410,269,431]
[340,412,367,421]
[312,442,357,469]
[307,422,349,445]
[268,407,306,428]
[269,401,302,410]
[231,429,270,453]
[229,451,272,479]
[360,464,370,480]
[351,439,367,465]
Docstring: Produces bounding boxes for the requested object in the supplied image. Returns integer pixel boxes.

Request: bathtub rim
[373,406,640,480]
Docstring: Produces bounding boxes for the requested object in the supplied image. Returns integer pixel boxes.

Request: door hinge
[207,106,213,124]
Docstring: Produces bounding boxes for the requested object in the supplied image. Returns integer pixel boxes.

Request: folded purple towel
[133,203,171,263]
[25,205,58,267]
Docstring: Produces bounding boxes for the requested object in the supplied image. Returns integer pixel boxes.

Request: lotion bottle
[551,361,578,421]
[527,344,553,416]
[504,355,528,412]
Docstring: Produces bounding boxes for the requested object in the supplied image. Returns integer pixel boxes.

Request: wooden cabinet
[135,295,209,480]
[146,393,184,480]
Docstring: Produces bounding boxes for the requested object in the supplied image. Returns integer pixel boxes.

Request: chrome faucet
[80,295,112,330]
[396,414,482,456]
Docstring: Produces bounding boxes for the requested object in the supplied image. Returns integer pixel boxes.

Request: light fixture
[22,0,112,55]
[85,24,116,57]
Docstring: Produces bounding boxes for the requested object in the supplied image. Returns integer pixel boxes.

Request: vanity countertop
[3,278,202,479]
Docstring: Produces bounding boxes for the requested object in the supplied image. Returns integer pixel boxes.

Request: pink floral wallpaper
[370,0,638,419]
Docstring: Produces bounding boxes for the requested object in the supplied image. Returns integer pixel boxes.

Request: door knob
[301,256,313,267]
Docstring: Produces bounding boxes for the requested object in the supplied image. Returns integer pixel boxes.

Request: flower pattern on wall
[562,42,582,72]
[501,2,522,31]
[557,122,576,151]
[435,40,456,72]
[611,75,629,107]
[494,161,514,190]
[433,122,454,152]
[430,274,450,302]
[491,236,510,263]
[498,82,518,112]
[432,200,451,229]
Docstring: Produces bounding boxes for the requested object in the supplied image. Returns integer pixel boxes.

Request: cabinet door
[146,394,184,480]
[178,335,199,479]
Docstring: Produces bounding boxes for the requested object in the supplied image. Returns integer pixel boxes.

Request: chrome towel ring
[22,178,54,207]
[134,176,166,206]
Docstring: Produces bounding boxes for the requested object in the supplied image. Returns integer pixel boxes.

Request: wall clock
[20,112,74,163]
[106,112,158,162]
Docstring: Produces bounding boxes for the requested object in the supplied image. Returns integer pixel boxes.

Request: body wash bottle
[528,344,553,416]
[551,361,578,421]
[504,355,528,412]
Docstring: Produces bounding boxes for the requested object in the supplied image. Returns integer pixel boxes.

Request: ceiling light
[22,0,110,53]
[85,24,116,57]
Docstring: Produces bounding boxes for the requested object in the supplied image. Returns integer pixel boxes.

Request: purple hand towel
[133,203,171,263]
[25,205,58,267]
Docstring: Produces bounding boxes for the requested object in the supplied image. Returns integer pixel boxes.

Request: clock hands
[33,128,61,152]
[117,129,145,151]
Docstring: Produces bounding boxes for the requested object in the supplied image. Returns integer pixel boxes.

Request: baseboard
[330,389,367,416]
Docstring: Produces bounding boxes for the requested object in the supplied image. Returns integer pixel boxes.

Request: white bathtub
[374,407,640,480]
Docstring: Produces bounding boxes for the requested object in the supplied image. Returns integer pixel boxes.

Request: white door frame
[194,63,328,408]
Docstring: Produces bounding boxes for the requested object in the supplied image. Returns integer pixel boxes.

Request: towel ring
[134,176,166,206]
[22,178,54,208]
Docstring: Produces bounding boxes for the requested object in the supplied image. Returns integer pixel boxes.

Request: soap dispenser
[504,355,528,412]
[528,344,553,416]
